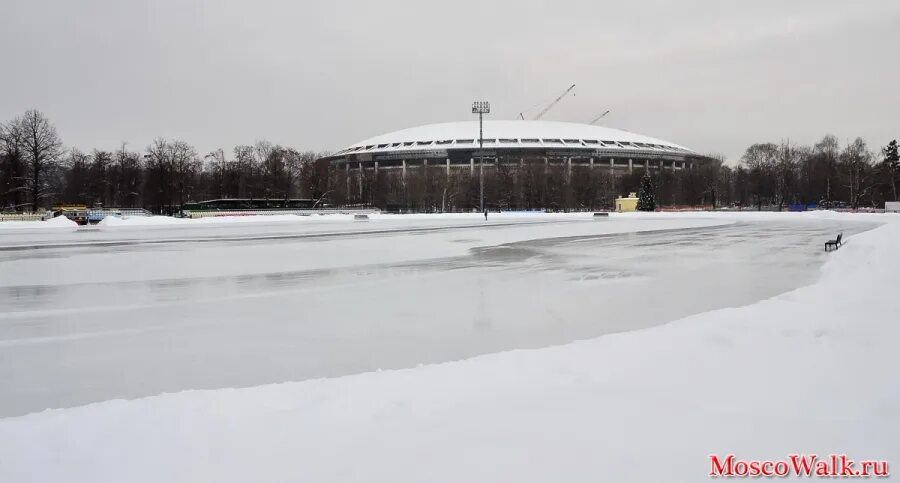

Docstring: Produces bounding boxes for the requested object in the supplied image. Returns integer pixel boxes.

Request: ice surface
[3,213,743,415]
[0,212,876,419]
[0,211,896,482]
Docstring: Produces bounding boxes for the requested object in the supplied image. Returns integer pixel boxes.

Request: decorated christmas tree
[636,171,656,211]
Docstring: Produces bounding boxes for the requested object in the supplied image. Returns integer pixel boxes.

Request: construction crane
[533,84,575,120]
[519,84,576,121]
[589,110,610,125]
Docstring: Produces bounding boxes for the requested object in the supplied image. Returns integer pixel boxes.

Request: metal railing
[0,213,51,222]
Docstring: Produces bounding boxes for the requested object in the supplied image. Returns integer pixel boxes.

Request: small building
[616,192,638,212]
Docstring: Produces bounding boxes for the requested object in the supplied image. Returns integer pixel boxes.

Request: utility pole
[472,100,490,213]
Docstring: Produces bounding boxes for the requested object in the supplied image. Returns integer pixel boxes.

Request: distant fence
[831,208,885,214]
[0,213,50,222]
[185,208,380,219]
[658,205,715,212]
[655,205,888,214]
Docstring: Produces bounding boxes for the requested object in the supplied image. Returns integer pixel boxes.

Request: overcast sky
[2,0,899,162]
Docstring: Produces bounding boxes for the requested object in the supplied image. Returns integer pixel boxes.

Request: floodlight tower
[471,100,490,213]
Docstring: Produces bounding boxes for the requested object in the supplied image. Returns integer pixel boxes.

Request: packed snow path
[0,213,875,417]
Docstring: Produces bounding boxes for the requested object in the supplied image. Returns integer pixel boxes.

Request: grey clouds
[2,0,898,162]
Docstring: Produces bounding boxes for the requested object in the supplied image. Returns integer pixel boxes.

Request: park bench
[825,232,843,252]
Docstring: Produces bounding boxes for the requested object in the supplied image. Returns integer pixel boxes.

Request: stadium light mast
[472,100,490,213]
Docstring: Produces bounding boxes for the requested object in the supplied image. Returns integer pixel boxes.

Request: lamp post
[471,100,490,213]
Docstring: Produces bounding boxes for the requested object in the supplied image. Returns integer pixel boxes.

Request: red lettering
[709,454,734,477]
[789,454,816,476]
[710,453,885,478]
[747,460,760,476]
[839,455,856,476]
[773,461,789,476]
[860,461,872,476]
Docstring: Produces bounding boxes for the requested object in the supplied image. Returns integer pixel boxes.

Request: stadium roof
[328,120,696,159]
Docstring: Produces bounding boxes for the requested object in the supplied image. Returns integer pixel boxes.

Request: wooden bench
[825,232,843,252]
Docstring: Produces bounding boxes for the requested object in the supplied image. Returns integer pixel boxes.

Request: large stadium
[321,120,711,211]
[323,120,707,174]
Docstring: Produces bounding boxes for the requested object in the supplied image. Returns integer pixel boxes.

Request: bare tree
[0,116,28,210]
[204,148,228,199]
[144,138,171,212]
[813,134,841,204]
[61,148,91,205]
[840,138,875,209]
[295,151,328,199]
[233,145,256,198]
[741,143,778,210]
[774,141,799,210]
[89,149,113,206]
[20,110,63,212]
[170,140,199,209]
[113,143,143,207]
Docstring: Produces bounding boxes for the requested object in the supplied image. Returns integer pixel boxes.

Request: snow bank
[0,215,77,229]
[95,211,600,227]
[91,209,896,228]
[97,214,324,226]
[96,215,182,226]
[0,216,897,482]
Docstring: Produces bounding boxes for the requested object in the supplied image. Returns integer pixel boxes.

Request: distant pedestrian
[484,209,488,221]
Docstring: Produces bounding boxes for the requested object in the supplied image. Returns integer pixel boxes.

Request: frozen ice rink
[0,213,875,417]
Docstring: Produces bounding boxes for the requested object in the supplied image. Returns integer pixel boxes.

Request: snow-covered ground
[0,212,896,482]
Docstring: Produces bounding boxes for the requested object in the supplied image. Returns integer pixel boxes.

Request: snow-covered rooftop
[330,120,696,158]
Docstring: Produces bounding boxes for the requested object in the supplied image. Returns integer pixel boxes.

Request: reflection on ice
[0,215,876,417]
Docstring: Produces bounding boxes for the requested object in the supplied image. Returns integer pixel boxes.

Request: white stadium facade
[320,120,712,211]
[322,120,709,175]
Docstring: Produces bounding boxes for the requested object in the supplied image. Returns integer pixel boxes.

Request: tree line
[1,109,898,213]
[324,136,900,212]
[1,110,329,213]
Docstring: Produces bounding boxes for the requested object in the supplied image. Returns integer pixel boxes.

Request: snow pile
[88,210,776,228]
[97,215,206,226]
[45,215,79,227]
[94,211,609,228]
[0,215,77,229]
[0,217,897,482]
[98,213,354,227]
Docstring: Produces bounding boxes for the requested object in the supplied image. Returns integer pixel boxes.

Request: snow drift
[0,215,77,229]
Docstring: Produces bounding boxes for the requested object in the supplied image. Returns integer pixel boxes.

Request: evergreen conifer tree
[636,171,656,211]
[885,140,899,162]
[883,140,899,201]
